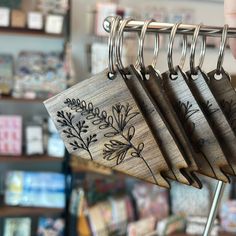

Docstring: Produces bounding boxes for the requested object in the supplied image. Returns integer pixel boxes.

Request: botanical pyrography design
[56,98,158,185]
[221,99,236,133]
[201,100,219,116]
[57,111,97,160]
[177,101,199,137]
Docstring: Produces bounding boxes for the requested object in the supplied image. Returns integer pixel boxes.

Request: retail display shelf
[0,205,64,217]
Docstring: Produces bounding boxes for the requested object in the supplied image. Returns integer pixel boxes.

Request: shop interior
[1,0,236,235]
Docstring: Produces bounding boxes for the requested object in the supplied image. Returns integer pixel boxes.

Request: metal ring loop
[115,17,133,71]
[167,23,187,75]
[108,16,121,76]
[190,24,206,75]
[136,19,159,73]
[216,24,228,75]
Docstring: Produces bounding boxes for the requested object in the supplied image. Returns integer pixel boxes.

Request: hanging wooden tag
[145,65,201,188]
[44,69,170,187]
[208,68,236,135]
[186,67,236,176]
[162,66,229,182]
[126,65,191,186]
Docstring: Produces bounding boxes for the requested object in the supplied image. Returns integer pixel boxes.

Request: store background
[1,0,236,235]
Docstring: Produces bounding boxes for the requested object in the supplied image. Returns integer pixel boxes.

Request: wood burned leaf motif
[221,99,236,132]
[201,100,219,116]
[177,101,199,137]
[60,98,159,185]
[56,111,96,160]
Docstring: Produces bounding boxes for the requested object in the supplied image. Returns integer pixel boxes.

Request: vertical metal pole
[203,181,226,236]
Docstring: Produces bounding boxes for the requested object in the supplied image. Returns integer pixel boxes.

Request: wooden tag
[162,66,229,182]
[126,65,191,185]
[44,69,170,187]
[145,65,201,188]
[208,68,236,135]
[187,67,236,176]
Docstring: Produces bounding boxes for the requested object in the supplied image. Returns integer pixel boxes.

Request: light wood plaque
[44,69,170,187]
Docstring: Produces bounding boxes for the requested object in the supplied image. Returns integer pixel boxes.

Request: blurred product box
[0,54,13,95]
[5,171,66,208]
[26,125,44,155]
[0,7,10,27]
[0,115,22,156]
[220,200,236,232]
[4,217,31,236]
[45,14,64,34]
[11,10,26,28]
[27,11,43,29]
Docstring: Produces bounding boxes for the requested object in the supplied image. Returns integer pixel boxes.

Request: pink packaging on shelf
[0,115,22,155]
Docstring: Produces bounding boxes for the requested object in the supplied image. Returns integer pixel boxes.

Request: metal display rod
[103,16,236,38]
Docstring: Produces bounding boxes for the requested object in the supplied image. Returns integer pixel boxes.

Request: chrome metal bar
[103,16,236,38]
[203,181,226,236]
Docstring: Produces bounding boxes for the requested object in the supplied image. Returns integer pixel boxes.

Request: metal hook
[216,24,228,75]
[108,16,121,78]
[115,17,133,72]
[168,23,187,75]
[136,19,159,73]
[190,24,206,75]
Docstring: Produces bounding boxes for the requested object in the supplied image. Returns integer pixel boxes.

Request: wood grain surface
[187,67,236,176]
[127,65,191,185]
[145,66,201,188]
[208,68,236,135]
[162,66,229,182]
[44,69,170,187]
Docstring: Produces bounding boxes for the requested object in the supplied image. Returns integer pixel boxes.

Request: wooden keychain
[115,19,192,185]
[135,21,201,188]
[162,23,230,182]
[208,25,236,136]
[44,16,170,187]
[186,24,236,176]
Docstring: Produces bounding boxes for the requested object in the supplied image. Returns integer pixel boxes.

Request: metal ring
[216,24,228,75]
[115,17,133,71]
[167,23,187,75]
[190,24,206,75]
[108,16,121,76]
[136,19,159,73]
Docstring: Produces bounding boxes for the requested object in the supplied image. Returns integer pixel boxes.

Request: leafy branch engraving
[177,101,199,137]
[221,99,236,132]
[201,100,219,116]
[63,98,158,185]
[57,111,97,160]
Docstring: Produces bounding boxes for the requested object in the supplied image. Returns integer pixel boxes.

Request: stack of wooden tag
[44,20,236,189]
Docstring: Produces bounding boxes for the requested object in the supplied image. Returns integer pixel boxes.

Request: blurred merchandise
[11,9,26,28]
[0,115,22,156]
[5,171,66,208]
[186,216,219,236]
[37,0,69,15]
[220,200,236,233]
[27,11,43,29]
[0,0,21,9]
[132,182,169,220]
[45,14,64,34]
[0,54,14,95]
[37,217,65,236]
[157,215,186,235]
[170,181,211,217]
[4,217,31,236]
[126,216,156,236]
[47,133,65,157]
[0,7,10,27]
[13,51,67,99]
[47,118,65,157]
[25,125,44,155]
